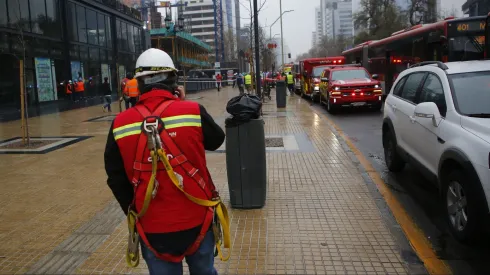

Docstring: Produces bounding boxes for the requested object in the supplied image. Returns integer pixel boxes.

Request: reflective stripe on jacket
[112,90,212,234]
[124,78,139,97]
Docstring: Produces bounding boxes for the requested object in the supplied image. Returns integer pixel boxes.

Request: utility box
[276,80,287,108]
[225,118,267,209]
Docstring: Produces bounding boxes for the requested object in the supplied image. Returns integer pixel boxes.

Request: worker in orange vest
[65,80,73,101]
[123,72,140,108]
[121,73,130,109]
[74,80,85,102]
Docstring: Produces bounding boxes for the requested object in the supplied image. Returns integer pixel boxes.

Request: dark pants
[129,97,137,108]
[124,98,130,110]
[74,92,83,101]
[141,230,217,275]
[238,84,244,95]
[288,84,294,93]
[103,95,112,111]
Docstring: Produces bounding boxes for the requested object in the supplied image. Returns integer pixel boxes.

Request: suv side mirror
[321,77,329,82]
[372,74,379,79]
[414,102,442,127]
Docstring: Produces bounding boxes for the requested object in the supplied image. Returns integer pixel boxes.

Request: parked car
[382,61,490,242]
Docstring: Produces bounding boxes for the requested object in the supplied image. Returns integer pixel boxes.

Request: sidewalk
[0,87,425,275]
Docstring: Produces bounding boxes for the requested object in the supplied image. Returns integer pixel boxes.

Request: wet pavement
[0,87,426,274]
[308,103,490,275]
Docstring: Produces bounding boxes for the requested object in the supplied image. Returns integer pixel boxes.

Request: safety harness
[125,100,230,267]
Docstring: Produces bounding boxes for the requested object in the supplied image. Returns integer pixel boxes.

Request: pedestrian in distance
[216,73,222,92]
[123,72,140,108]
[287,72,295,96]
[102,77,112,112]
[104,48,230,275]
[236,73,245,95]
[120,73,131,110]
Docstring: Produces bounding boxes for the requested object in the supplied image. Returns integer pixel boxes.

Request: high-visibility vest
[124,78,139,97]
[287,74,294,84]
[75,82,84,92]
[65,84,72,94]
[244,74,252,85]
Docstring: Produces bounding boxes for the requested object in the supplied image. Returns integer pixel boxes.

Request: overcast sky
[255,0,466,59]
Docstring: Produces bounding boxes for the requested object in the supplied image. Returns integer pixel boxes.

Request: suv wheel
[443,170,485,243]
[383,129,405,172]
[326,95,337,114]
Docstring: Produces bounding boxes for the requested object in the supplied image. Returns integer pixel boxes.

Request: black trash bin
[225,119,267,209]
[225,94,267,209]
[276,80,287,108]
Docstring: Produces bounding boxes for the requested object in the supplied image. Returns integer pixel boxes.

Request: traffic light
[288,53,291,58]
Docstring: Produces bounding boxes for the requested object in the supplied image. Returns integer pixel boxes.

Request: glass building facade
[0,0,145,110]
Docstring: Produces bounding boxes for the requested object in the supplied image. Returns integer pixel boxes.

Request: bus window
[449,36,484,61]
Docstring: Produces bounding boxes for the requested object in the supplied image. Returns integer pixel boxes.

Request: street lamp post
[280,0,284,69]
[269,10,293,42]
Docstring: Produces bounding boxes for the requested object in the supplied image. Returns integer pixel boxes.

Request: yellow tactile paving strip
[0,88,419,275]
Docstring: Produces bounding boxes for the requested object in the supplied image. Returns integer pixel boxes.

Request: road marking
[321,114,452,275]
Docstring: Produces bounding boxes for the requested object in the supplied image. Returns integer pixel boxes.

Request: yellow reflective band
[165,122,202,130]
[162,115,201,122]
[114,130,141,140]
[114,122,142,133]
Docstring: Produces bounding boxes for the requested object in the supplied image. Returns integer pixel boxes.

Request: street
[307,99,490,275]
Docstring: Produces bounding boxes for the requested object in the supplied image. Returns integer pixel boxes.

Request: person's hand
[175,85,186,100]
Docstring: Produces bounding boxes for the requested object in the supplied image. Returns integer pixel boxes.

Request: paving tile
[0,88,417,275]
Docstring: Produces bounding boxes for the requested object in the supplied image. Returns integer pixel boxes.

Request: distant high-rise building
[323,0,354,39]
[183,0,229,60]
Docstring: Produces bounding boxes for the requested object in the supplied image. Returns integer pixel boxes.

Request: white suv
[382,61,490,243]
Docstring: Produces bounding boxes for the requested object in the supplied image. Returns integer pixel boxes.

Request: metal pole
[280,0,284,69]
[19,59,26,145]
[116,63,122,113]
[253,0,261,98]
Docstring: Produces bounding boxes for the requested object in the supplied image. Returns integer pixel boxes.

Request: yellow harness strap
[126,148,231,267]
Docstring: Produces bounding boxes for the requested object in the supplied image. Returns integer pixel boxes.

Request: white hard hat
[134,48,177,79]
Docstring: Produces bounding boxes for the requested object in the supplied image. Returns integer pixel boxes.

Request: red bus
[343,16,486,97]
[299,56,345,99]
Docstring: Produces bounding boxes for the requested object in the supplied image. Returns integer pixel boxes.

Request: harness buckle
[142,116,160,133]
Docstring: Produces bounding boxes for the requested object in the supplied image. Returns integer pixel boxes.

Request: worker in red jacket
[104,48,229,274]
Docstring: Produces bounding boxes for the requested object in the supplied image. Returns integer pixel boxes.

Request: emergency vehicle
[299,56,345,100]
[319,64,382,113]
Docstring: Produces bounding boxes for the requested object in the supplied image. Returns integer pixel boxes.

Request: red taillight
[360,92,364,96]
[351,92,355,96]
[333,60,337,64]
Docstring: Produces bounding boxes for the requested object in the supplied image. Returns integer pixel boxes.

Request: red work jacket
[112,90,214,234]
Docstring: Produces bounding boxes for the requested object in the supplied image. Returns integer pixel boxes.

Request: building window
[128,24,135,52]
[30,0,46,34]
[67,2,77,41]
[8,0,30,32]
[97,13,106,47]
[106,16,112,48]
[86,9,98,45]
[45,0,61,38]
[77,5,87,43]
[0,0,8,27]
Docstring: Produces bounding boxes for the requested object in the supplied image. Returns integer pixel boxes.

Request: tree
[353,0,407,40]
[223,29,237,62]
[408,0,438,26]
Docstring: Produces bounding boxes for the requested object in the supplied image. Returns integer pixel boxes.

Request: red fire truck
[299,56,345,100]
